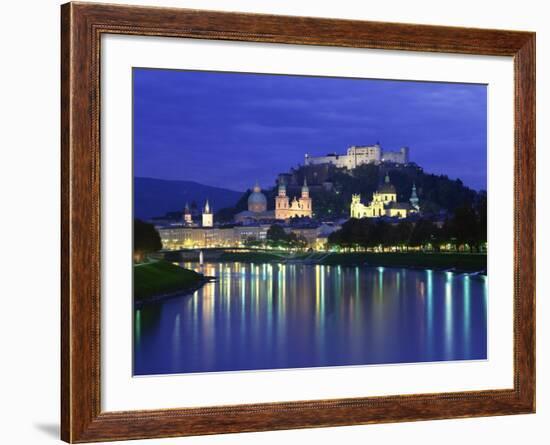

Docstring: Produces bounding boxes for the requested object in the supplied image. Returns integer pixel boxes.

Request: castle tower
[202,200,213,227]
[400,146,410,163]
[183,202,193,225]
[410,183,420,210]
[350,194,362,218]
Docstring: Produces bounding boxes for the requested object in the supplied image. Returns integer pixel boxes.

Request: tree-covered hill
[216,163,485,221]
[135,177,243,220]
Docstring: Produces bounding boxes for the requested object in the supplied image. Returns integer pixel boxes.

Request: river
[134,262,487,375]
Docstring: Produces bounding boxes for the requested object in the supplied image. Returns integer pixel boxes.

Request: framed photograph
[61,2,535,442]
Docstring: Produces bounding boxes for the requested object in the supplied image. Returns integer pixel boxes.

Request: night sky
[133,68,487,192]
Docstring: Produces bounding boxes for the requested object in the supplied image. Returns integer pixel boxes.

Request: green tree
[409,219,436,248]
[328,218,379,249]
[134,219,162,263]
[215,206,238,223]
[448,206,478,251]
[294,235,308,250]
[267,224,288,243]
[393,221,414,249]
[244,236,262,248]
[474,193,487,251]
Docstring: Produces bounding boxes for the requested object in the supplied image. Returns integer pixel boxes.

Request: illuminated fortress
[305,143,409,169]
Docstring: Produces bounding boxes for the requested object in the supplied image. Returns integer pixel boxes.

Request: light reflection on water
[134,262,487,376]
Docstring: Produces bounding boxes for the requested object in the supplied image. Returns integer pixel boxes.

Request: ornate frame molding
[61,2,535,442]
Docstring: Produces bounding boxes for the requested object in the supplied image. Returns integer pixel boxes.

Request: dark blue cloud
[134,68,487,191]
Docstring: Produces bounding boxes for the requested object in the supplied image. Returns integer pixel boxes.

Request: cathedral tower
[301,179,312,212]
[275,178,290,220]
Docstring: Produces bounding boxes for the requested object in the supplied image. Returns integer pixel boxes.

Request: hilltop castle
[305,144,409,169]
[350,174,420,219]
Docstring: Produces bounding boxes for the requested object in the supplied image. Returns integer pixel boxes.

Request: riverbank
[217,251,486,272]
[134,260,208,305]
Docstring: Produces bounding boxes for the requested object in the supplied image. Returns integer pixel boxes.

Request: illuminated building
[183,203,193,225]
[305,144,409,169]
[202,200,213,227]
[234,183,275,223]
[247,182,267,212]
[350,174,420,219]
[158,225,271,250]
[275,179,312,220]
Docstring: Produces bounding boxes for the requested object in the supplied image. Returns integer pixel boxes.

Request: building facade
[158,222,339,251]
[350,174,419,219]
[158,225,271,250]
[305,144,409,169]
[202,200,213,227]
[275,179,313,220]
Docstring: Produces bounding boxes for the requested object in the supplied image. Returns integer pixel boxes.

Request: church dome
[378,173,396,194]
[248,184,267,213]
[378,183,396,194]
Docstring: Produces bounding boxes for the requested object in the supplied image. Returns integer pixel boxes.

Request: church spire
[183,202,192,225]
[301,177,310,199]
[410,183,419,210]
[278,177,286,196]
[253,181,261,193]
[202,199,213,227]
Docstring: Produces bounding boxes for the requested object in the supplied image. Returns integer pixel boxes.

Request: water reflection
[444,272,454,360]
[134,263,487,375]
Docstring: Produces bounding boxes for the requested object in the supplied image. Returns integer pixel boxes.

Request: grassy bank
[218,251,486,271]
[134,260,205,302]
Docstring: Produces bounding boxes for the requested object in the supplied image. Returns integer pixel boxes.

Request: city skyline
[134,68,487,192]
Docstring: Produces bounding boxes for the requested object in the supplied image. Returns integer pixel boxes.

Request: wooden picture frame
[61,2,535,442]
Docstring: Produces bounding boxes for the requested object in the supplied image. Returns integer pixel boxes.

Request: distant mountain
[134,177,244,220]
